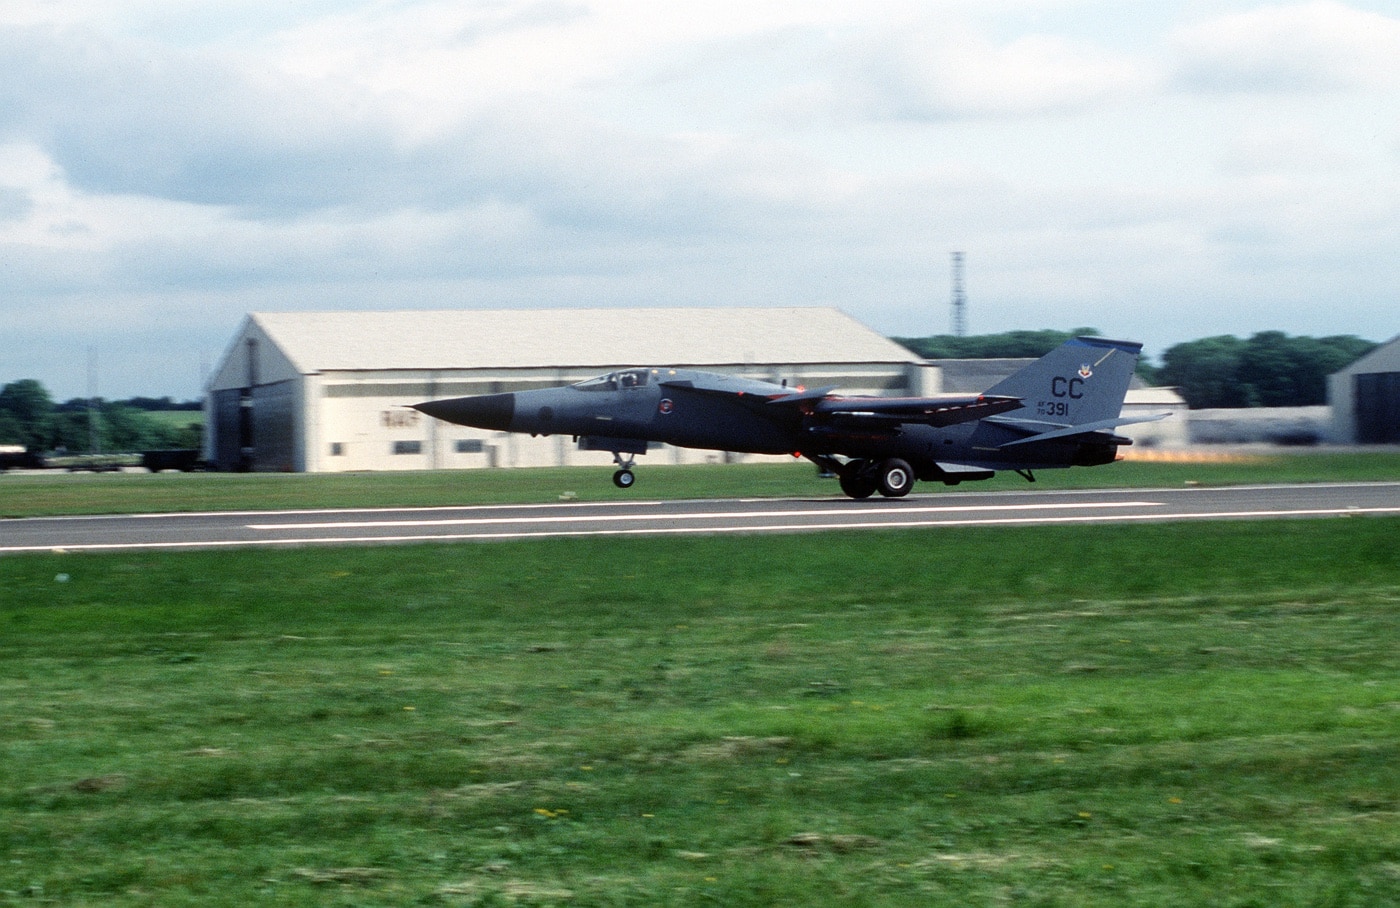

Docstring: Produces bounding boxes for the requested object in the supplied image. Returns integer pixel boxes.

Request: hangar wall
[204,323,306,471]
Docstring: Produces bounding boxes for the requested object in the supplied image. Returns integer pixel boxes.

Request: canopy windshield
[572,369,651,391]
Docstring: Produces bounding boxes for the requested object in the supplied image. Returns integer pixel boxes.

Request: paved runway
[4,482,1400,554]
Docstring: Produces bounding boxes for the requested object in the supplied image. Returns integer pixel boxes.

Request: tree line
[0,379,202,453]
[894,329,1377,409]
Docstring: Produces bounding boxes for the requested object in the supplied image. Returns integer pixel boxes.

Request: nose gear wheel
[611,451,637,489]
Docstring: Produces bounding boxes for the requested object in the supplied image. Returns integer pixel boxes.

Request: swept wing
[660,375,1024,430]
[805,394,1024,429]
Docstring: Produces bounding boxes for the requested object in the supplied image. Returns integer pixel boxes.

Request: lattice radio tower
[950,251,967,337]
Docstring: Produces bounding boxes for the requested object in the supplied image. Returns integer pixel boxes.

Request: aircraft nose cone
[413,392,515,431]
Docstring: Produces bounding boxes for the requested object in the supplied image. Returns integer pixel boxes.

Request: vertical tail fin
[987,337,1142,426]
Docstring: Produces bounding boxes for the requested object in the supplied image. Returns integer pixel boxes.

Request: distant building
[204,307,933,472]
[1329,334,1400,444]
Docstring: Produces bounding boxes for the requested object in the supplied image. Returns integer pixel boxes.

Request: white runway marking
[41,499,685,522]
[245,500,1162,531]
[6,504,1400,553]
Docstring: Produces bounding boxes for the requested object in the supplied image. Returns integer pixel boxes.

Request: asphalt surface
[4,482,1400,554]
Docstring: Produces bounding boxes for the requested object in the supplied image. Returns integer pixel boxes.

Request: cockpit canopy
[572,368,652,392]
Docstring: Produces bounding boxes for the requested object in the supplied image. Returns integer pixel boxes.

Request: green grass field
[3,450,1400,518]
[2,518,1397,906]
[139,411,203,431]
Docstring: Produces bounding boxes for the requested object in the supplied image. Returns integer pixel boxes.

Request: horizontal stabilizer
[995,412,1172,448]
[936,461,998,474]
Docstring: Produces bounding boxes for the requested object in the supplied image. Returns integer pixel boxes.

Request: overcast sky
[3,1,1398,399]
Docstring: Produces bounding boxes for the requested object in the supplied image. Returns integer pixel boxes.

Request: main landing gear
[835,458,915,500]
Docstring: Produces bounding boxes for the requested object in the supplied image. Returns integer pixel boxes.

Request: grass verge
[3,450,1400,518]
[2,518,1397,905]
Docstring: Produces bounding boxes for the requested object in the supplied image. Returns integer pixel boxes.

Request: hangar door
[209,381,297,471]
[1355,373,1400,443]
[210,388,244,471]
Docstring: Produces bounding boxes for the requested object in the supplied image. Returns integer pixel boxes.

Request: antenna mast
[950,251,967,337]
[87,347,100,455]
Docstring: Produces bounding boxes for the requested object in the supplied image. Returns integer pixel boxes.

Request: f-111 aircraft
[413,336,1167,499]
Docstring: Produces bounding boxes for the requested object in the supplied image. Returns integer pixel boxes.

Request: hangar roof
[1331,334,1400,377]
[246,307,916,373]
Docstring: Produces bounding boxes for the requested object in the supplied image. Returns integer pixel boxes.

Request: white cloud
[836,23,1151,121]
[1,2,1398,398]
[0,24,409,214]
[1171,1,1400,93]
[1216,122,1362,177]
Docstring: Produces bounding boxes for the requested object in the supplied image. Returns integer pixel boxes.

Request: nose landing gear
[612,451,636,489]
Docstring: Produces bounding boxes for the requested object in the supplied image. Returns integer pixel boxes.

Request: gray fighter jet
[413,336,1167,498]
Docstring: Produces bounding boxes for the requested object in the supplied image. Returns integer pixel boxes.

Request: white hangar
[204,307,934,473]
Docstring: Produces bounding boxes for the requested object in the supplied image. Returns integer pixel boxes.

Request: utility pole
[950,251,967,337]
[87,347,100,455]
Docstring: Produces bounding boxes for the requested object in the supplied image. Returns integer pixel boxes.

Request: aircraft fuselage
[413,338,1163,497]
